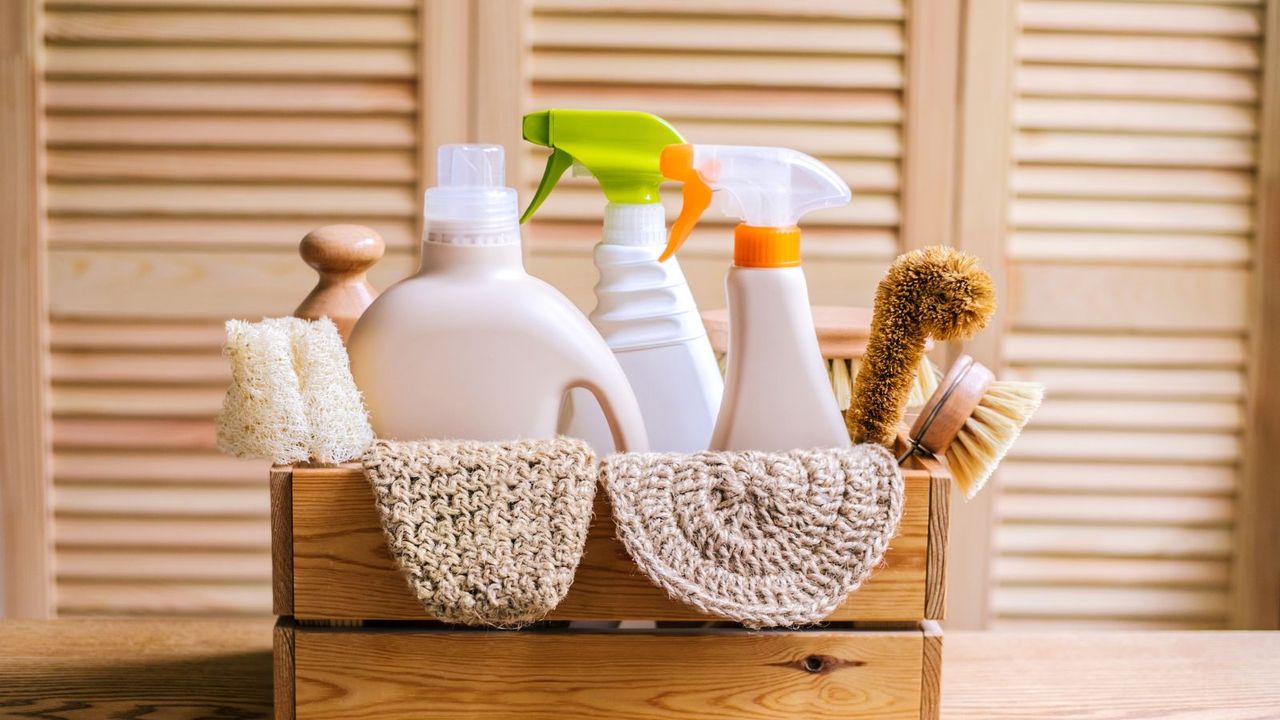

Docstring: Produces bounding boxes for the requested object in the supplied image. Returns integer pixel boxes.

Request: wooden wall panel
[40,0,424,616]
[991,0,1263,630]
[523,0,910,311]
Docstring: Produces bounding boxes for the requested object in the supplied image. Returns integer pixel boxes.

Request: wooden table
[1,620,1277,719]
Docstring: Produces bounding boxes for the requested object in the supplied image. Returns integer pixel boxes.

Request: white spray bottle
[659,144,853,451]
[521,110,722,453]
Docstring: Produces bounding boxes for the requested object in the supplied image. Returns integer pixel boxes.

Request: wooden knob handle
[294,224,385,341]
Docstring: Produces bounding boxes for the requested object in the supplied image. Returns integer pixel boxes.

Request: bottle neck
[733,224,801,268]
[419,231,525,276]
[602,202,666,246]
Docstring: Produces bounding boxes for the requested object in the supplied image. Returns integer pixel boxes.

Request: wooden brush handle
[294,224,384,341]
[902,354,993,461]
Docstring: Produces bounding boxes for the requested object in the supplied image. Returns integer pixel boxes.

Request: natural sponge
[846,246,996,447]
[216,317,373,464]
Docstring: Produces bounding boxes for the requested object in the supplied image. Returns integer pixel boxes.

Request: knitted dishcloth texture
[363,437,597,627]
[603,444,904,628]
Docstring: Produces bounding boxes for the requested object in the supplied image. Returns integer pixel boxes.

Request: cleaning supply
[846,245,996,448]
[702,305,940,412]
[216,316,373,464]
[363,437,597,626]
[603,445,903,628]
[905,355,1043,498]
[844,246,1043,498]
[346,144,649,451]
[520,109,722,453]
[659,143,851,451]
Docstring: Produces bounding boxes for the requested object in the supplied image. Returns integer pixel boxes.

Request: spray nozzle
[659,144,851,266]
[519,109,684,223]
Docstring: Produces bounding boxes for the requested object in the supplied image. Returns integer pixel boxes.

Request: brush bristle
[945,380,1044,499]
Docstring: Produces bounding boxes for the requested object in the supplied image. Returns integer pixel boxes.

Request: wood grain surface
[291,624,930,720]
[0,619,272,719]
[2,621,1277,719]
[286,465,945,622]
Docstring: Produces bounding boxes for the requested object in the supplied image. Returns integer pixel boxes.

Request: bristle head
[946,381,1044,499]
[883,246,996,342]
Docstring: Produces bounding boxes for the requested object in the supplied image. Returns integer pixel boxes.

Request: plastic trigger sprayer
[660,143,853,451]
[520,110,723,453]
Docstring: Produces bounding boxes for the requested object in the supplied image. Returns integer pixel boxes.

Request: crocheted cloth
[604,445,904,628]
[362,437,596,627]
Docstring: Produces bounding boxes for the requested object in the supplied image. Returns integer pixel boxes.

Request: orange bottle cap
[734,224,801,268]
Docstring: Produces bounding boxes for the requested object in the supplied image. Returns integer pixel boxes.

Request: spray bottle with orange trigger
[660,144,853,451]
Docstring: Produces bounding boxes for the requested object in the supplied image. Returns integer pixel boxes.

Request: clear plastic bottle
[346,144,649,451]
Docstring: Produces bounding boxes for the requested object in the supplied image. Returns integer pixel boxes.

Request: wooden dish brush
[847,245,1042,498]
[904,354,1043,499]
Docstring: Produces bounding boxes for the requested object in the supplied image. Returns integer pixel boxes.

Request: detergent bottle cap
[659,144,851,267]
[519,109,684,227]
[425,144,520,243]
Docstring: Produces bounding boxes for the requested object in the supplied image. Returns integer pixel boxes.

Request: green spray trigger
[519,109,684,223]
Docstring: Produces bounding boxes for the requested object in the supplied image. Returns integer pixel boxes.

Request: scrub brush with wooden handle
[847,246,996,447]
[905,355,1043,498]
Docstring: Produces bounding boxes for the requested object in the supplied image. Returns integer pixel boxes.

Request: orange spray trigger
[659,144,712,262]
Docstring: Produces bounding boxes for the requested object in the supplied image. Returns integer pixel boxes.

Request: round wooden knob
[294,224,385,341]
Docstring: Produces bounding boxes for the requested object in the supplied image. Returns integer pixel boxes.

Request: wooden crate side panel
[293,626,926,720]
[270,466,294,616]
[274,619,295,720]
[289,466,935,621]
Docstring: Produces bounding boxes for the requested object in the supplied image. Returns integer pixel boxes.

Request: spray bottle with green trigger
[660,143,852,451]
[521,110,722,453]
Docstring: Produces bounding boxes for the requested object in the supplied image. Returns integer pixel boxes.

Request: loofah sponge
[286,317,375,464]
[847,246,996,447]
[216,317,372,464]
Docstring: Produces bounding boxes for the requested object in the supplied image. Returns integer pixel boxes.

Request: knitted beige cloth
[362,437,596,627]
[603,445,903,628]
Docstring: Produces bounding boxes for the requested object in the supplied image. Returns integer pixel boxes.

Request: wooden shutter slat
[1006,366,1245,400]
[1013,166,1254,201]
[1019,1,1261,36]
[54,483,267,517]
[51,351,227,384]
[1010,429,1241,464]
[1004,332,1246,367]
[993,585,1229,620]
[531,14,903,55]
[49,182,415,217]
[998,494,1235,526]
[1011,198,1253,233]
[55,581,271,616]
[1000,461,1237,496]
[48,149,417,183]
[1019,65,1257,102]
[48,217,417,249]
[55,516,270,550]
[1016,97,1257,135]
[995,557,1231,587]
[530,84,903,123]
[533,0,905,20]
[532,50,904,89]
[47,45,417,79]
[1019,32,1259,69]
[45,9,416,44]
[1009,232,1251,266]
[47,114,416,148]
[53,419,218,452]
[1032,398,1242,431]
[1014,132,1256,168]
[996,524,1234,559]
[47,79,417,114]
[54,451,261,483]
[56,549,269,582]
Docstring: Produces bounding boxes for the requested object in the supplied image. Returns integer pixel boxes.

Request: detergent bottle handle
[567,371,650,453]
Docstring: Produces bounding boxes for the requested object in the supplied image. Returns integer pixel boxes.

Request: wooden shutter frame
[1236,0,1280,631]
[1,0,53,618]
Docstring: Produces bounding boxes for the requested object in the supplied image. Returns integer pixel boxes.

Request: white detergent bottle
[520,110,722,453]
[659,143,852,452]
[346,144,649,451]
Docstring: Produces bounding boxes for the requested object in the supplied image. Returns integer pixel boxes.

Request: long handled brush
[847,246,996,447]
[846,246,1042,498]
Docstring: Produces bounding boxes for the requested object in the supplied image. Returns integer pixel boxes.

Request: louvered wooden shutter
[522,0,910,310]
[43,0,422,615]
[992,0,1261,629]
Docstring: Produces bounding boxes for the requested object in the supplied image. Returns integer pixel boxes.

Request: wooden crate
[274,619,943,720]
[270,456,950,622]
[270,453,950,719]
